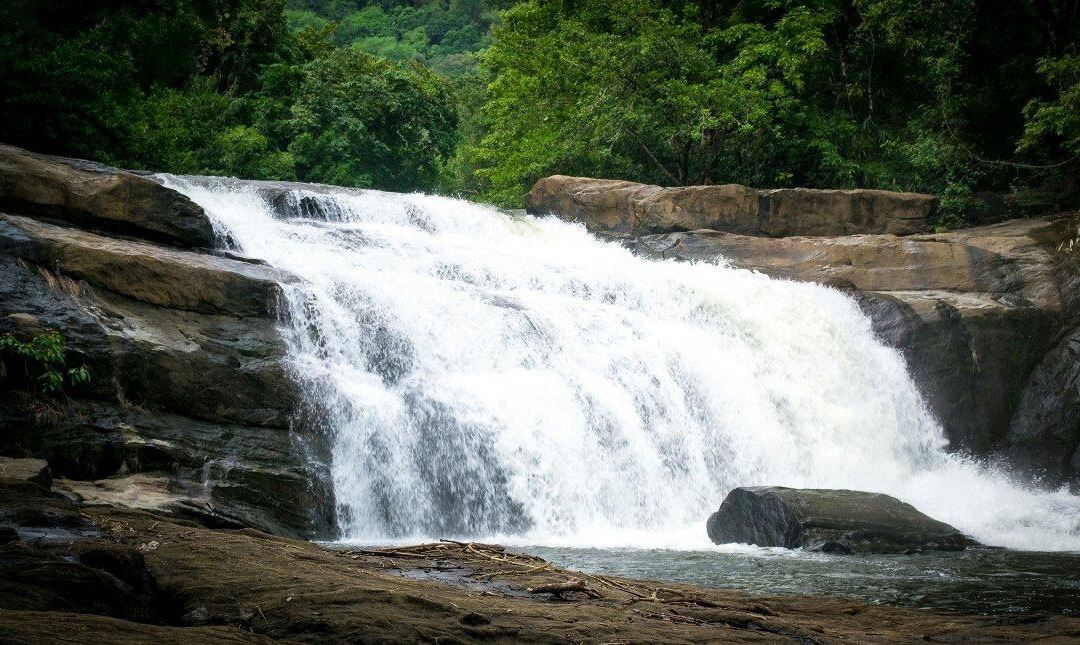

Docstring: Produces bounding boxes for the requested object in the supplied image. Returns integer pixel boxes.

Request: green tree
[471,0,841,204]
[0,0,467,192]
[1022,53,1080,157]
[288,47,459,189]
[466,0,1079,211]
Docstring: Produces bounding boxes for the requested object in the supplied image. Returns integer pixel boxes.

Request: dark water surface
[516,545,1080,615]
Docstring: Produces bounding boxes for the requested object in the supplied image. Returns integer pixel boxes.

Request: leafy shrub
[0,330,90,395]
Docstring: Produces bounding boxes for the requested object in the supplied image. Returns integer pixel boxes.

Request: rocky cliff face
[529,175,1080,489]
[0,145,333,538]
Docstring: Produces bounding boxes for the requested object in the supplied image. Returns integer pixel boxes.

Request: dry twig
[527,577,602,599]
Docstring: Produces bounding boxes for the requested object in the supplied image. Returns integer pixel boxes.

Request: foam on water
[161,175,1080,551]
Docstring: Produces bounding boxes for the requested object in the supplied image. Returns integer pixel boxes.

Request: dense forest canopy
[285,0,497,76]
[0,0,1076,220]
[0,0,460,191]
[472,0,1080,216]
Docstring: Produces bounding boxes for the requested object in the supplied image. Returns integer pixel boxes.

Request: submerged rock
[707,486,974,553]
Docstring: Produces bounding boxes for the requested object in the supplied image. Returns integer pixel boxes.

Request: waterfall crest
[162,175,1080,551]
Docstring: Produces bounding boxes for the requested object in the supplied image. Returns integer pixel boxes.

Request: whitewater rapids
[162,176,1080,552]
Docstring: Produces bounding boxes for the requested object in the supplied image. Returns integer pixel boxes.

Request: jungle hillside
[1,0,1077,223]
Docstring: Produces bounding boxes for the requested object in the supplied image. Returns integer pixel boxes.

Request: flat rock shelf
[4,479,1080,643]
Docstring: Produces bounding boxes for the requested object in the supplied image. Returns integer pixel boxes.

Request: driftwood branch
[527,577,602,599]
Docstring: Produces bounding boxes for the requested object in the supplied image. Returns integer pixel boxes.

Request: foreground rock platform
[707,487,973,554]
[2,480,1077,644]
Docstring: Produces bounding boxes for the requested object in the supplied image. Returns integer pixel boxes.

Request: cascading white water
[162,175,1080,551]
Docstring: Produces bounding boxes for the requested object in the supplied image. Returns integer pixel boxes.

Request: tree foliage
[0,0,1076,218]
[285,0,498,76]
[289,48,458,189]
[1022,53,1080,158]
[0,0,459,191]
[466,0,1080,211]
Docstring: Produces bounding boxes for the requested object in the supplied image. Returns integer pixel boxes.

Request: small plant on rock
[0,330,90,394]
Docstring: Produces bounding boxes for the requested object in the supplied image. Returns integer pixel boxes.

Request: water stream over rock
[161,176,1080,552]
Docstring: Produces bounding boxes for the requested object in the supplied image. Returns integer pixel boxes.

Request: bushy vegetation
[0,0,458,191]
[466,0,1080,211]
[285,0,497,76]
[0,331,90,395]
[0,0,1076,219]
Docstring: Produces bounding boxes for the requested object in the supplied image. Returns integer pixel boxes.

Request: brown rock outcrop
[525,175,936,237]
[0,458,50,489]
[0,214,286,317]
[0,144,214,247]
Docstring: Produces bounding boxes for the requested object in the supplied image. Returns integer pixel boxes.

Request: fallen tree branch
[587,574,650,598]
[527,577,602,599]
[478,562,553,579]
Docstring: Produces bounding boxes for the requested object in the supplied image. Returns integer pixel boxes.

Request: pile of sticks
[339,539,548,571]
[338,539,735,606]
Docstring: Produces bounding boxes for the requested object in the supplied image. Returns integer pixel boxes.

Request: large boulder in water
[707,487,974,553]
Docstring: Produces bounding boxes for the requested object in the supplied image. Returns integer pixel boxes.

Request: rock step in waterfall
[0,144,1078,549]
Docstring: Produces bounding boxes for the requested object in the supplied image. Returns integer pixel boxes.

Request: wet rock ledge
[0,144,333,538]
[525,174,939,237]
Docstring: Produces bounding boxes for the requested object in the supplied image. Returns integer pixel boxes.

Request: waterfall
[162,175,1080,551]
